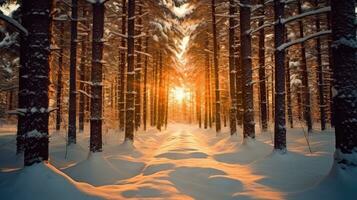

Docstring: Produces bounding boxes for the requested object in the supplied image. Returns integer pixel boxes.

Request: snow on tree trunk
[273,0,286,152]
[21,0,52,166]
[228,0,237,135]
[68,0,78,144]
[90,2,105,152]
[125,0,136,141]
[331,0,357,166]
[240,0,255,139]
[119,0,127,131]
[134,6,143,131]
[211,0,221,133]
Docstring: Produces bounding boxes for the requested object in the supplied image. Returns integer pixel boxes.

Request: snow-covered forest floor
[0,124,355,200]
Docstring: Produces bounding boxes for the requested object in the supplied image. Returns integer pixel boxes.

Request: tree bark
[79,6,89,132]
[56,22,64,132]
[68,0,78,144]
[119,0,127,131]
[21,0,52,166]
[211,0,221,132]
[240,0,255,138]
[228,0,237,135]
[258,0,267,132]
[134,6,143,130]
[330,0,357,163]
[273,0,286,152]
[90,2,105,152]
[143,37,149,130]
[297,0,312,132]
[315,0,326,131]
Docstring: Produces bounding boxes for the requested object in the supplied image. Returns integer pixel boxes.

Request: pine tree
[68,0,78,144]
[228,0,237,135]
[21,0,53,166]
[331,0,357,166]
[240,0,255,139]
[211,0,221,133]
[273,0,286,152]
[90,1,105,152]
[125,0,136,141]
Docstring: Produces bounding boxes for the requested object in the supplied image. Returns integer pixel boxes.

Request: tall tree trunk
[153,52,159,127]
[211,0,221,132]
[285,30,293,128]
[21,0,52,166]
[240,0,255,139]
[258,1,267,132]
[315,0,326,131]
[68,0,78,144]
[196,87,202,128]
[228,0,237,135]
[331,0,357,165]
[143,37,149,130]
[56,22,64,132]
[235,35,243,126]
[125,0,135,141]
[273,0,286,152]
[286,49,293,128]
[297,0,312,132]
[135,6,143,130]
[119,0,127,131]
[151,53,157,126]
[16,15,29,154]
[79,6,88,132]
[90,2,105,152]
[156,52,163,131]
[204,40,209,129]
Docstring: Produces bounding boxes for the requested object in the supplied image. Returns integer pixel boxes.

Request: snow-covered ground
[0,123,355,200]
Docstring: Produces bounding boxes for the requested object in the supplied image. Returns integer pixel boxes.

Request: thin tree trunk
[258,1,267,132]
[125,0,135,141]
[240,0,255,139]
[228,0,237,135]
[315,0,326,131]
[211,0,221,132]
[156,52,163,131]
[79,6,88,132]
[286,49,293,128]
[68,0,78,144]
[273,0,286,152]
[331,0,357,163]
[90,2,105,152]
[119,0,127,131]
[22,0,52,166]
[297,0,312,132]
[285,30,293,128]
[204,40,209,129]
[143,37,149,130]
[56,22,64,132]
[235,35,243,126]
[135,6,143,130]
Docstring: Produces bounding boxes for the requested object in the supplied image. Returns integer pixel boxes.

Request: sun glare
[172,87,189,102]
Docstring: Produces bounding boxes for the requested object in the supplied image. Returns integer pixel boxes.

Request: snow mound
[0,162,101,200]
[64,152,144,186]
